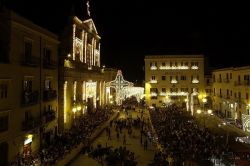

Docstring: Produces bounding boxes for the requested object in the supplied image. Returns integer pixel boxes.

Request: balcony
[43,59,57,69]
[43,90,57,101]
[150,79,157,84]
[64,60,93,72]
[192,79,199,84]
[160,92,166,96]
[150,66,157,70]
[159,66,189,70]
[22,118,40,131]
[42,110,56,124]
[191,66,198,70]
[170,79,178,84]
[23,56,40,67]
[22,91,39,106]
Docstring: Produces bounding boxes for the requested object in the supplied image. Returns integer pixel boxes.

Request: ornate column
[91,38,94,66]
[84,32,87,63]
[98,42,101,67]
[72,24,76,60]
[81,30,85,62]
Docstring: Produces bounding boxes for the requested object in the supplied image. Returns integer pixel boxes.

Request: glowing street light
[77,105,82,111]
[197,109,201,114]
[202,98,207,103]
[207,109,212,114]
[72,107,77,113]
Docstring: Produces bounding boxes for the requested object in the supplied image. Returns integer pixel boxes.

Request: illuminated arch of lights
[121,87,144,102]
[106,70,134,105]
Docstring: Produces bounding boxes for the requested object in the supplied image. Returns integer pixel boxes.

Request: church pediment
[83,19,99,36]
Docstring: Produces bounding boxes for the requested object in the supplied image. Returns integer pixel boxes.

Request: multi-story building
[0,8,59,164]
[144,55,205,111]
[58,4,116,131]
[212,66,250,121]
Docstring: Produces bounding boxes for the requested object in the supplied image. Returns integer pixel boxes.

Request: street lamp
[77,105,82,111]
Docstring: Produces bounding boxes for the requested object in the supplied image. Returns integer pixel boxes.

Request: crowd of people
[11,108,114,166]
[149,104,231,165]
[82,144,137,166]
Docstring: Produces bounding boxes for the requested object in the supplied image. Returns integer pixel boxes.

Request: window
[0,43,9,63]
[184,62,188,66]
[45,80,52,90]
[24,41,32,59]
[44,48,51,62]
[219,89,222,96]
[150,88,158,93]
[230,73,232,79]
[170,76,172,81]
[162,76,166,81]
[162,88,166,93]
[230,90,232,96]
[151,76,156,80]
[23,80,32,92]
[238,92,241,98]
[226,73,229,80]
[181,62,183,66]
[0,142,8,165]
[206,79,210,85]
[227,89,229,96]
[0,116,8,132]
[246,93,249,100]
[170,62,172,67]
[0,83,8,99]
[174,62,177,66]
[162,62,165,66]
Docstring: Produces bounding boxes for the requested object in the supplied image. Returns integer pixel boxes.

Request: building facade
[212,67,250,121]
[0,8,59,164]
[144,55,205,112]
[58,11,116,131]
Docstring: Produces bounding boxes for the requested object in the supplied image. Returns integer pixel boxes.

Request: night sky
[2,1,250,84]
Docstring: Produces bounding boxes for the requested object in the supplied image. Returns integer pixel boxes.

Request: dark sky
[3,1,250,83]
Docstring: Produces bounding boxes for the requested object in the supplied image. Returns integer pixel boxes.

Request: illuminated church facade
[58,2,116,131]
